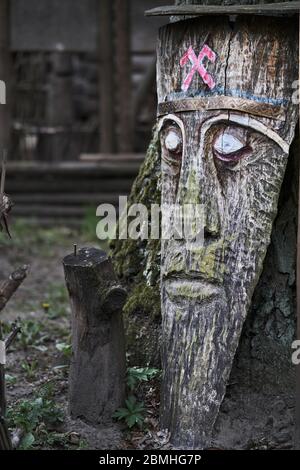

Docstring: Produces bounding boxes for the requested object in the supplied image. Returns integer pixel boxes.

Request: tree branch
[0,265,29,313]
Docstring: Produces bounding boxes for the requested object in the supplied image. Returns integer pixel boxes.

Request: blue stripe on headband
[167,87,289,107]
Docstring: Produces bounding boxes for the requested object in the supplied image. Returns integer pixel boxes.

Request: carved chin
[161,285,231,448]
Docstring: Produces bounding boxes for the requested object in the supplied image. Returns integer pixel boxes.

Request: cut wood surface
[146,1,300,16]
[63,247,127,424]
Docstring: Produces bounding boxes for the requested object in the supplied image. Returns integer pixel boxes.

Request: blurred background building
[1,0,167,224]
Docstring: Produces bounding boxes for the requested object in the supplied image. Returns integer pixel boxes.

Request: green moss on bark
[110,126,162,365]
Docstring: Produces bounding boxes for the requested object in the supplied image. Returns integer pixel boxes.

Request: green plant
[56,341,72,358]
[21,360,38,380]
[78,439,88,450]
[7,382,64,449]
[113,396,145,429]
[127,367,160,391]
[5,374,17,385]
[0,321,11,336]
[113,367,160,430]
[34,428,70,448]
[18,320,44,350]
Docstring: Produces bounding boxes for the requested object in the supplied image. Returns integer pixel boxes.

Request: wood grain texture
[158,14,298,448]
[63,248,127,424]
[146,1,300,16]
[0,266,29,313]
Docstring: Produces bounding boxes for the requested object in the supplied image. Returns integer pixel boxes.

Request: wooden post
[0,0,11,154]
[0,264,28,449]
[0,323,12,450]
[114,0,133,153]
[0,321,21,450]
[99,0,116,153]
[63,247,127,423]
[45,51,73,162]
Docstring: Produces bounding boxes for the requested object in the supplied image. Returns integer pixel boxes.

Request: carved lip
[164,278,221,302]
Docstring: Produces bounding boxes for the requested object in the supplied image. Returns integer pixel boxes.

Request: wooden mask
[158,15,298,448]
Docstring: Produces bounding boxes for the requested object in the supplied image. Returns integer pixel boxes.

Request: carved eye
[165,129,182,154]
[165,127,182,154]
[213,129,251,164]
[162,125,183,167]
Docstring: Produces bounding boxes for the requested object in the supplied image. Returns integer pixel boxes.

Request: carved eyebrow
[158,114,185,139]
[158,113,186,158]
[200,112,289,154]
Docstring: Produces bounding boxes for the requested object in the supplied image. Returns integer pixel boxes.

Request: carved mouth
[164,278,220,303]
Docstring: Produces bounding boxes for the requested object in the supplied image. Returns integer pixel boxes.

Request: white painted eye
[165,130,182,153]
[214,132,244,155]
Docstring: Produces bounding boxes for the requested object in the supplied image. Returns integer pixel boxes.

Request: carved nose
[177,169,221,242]
[203,201,221,239]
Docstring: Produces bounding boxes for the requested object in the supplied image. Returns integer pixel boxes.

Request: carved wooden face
[157,15,298,449]
[159,108,292,447]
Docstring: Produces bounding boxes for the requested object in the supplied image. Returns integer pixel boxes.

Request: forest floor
[0,217,164,450]
[1,218,295,451]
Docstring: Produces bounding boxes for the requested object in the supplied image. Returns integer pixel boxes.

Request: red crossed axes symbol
[180,45,216,92]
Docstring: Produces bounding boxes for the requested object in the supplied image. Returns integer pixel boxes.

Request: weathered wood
[0,322,12,450]
[11,194,128,205]
[5,323,21,350]
[0,266,28,313]
[0,417,11,450]
[6,161,141,177]
[146,1,300,16]
[80,153,145,163]
[0,321,20,451]
[41,52,73,162]
[115,0,133,152]
[63,247,127,423]
[11,203,116,218]
[0,152,13,237]
[7,182,134,195]
[99,0,116,153]
[158,14,298,448]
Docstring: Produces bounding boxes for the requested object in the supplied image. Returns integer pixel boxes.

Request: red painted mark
[180,45,216,91]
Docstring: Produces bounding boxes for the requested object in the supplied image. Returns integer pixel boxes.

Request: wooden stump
[63,247,127,423]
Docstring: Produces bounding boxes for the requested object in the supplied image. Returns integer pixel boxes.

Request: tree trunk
[63,247,127,424]
[111,0,298,449]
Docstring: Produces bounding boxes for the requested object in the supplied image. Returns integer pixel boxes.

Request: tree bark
[111,0,298,449]
[63,247,127,424]
[0,265,29,313]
